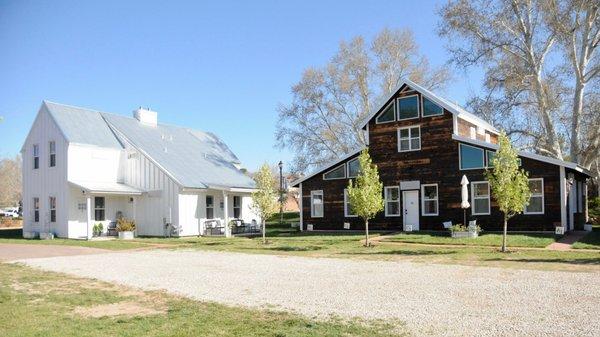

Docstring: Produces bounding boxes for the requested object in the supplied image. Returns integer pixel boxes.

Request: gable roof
[42,101,255,190]
[291,147,364,187]
[361,78,499,133]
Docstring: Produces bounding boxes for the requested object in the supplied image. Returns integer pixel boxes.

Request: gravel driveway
[16,249,600,337]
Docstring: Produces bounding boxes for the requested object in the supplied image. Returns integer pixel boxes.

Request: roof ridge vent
[133,107,157,127]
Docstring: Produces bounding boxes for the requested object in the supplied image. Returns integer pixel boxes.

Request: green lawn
[383,232,556,248]
[572,232,600,250]
[0,263,404,337]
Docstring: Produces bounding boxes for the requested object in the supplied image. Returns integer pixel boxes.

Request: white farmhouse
[21,101,259,239]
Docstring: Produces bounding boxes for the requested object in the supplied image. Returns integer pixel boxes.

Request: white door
[402,190,419,231]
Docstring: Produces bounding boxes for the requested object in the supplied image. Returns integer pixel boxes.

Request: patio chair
[442,221,452,229]
[467,220,477,230]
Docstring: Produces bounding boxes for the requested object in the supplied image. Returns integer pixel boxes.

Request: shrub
[450,224,481,233]
[92,223,103,236]
[116,218,135,232]
[589,197,600,224]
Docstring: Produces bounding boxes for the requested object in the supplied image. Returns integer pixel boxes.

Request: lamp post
[278,161,283,226]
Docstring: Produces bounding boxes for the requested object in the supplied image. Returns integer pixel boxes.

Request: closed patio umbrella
[461,175,470,226]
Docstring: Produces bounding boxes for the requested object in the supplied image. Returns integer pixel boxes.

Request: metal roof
[69,180,144,195]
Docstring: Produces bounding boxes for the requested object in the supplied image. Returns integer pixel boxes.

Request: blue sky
[0,0,483,171]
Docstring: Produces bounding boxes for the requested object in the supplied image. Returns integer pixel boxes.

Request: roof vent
[133,107,157,127]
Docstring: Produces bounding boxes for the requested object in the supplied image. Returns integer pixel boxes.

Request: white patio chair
[468,220,477,230]
[442,221,452,229]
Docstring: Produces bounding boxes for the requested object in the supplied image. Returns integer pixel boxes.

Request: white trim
[421,184,439,216]
[347,157,360,178]
[524,178,544,215]
[322,163,346,180]
[397,125,421,152]
[375,101,396,124]
[471,181,490,215]
[458,143,485,170]
[560,167,567,227]
[310,190,324,218]
[421,95,444,117]
[299,183,303,231]
[291,147,364,186]
[49,196,57,223]
[32,143,39,170]
[343,189,358,217]
[396,94,420,121]
[384,186,401,217]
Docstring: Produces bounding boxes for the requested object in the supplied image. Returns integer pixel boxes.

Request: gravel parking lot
[16,249,600,337]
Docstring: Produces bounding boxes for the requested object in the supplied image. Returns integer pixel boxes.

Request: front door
[402,190,419,231]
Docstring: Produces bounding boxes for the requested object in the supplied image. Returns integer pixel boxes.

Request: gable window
[397,95,419,120]
[49,141,56,167]
[310,190,323,218]
[384,186,400,216]
[323,164,345,180]
[233,196,241,218]
[347,158,360,178]
[471,181,490,215]
[49,197,56,222]
[33,197,39,222]
[524,178,544,214]
[376,101,395,123]
[344,189,357,217]
[422,97,443,117]
[459,144,484,170]
[421,184,439,216]
[486,150,521,167]
[33,144,39,169]
[398,126,421,152]
[94,197,105,221]
[206,195,214,219]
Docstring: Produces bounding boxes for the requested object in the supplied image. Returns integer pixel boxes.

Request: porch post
[86,195,92,240]
[132,197,136,223]
[299,183,303,232]
[223,191,230,237]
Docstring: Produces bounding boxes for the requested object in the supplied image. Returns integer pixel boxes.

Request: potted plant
[92,223,104,237]
[450,223,480,238]
[116,218,136,240]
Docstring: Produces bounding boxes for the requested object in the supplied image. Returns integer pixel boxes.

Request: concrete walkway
[546,231,589,251]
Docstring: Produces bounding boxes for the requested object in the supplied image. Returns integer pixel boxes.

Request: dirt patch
[73,301,167,318]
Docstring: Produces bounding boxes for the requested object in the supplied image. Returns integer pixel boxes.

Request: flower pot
[39,232,54,240]
[118,231,134,240]
[584,224,593,232]
[451,231,478,238]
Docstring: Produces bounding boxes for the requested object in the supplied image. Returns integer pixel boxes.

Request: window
[422,97,443,117]
[524,178,544,214]
[33,197,39,222]
[384,186,400,216]
[310,190,323,218]
[376,101,395,123]
[347,158,360,178]
[33,144,39,169]
[323,164,345,180]
[398,126,421,152]
[94,197,105,221]
[459,144,484,170]
[344,190,357,217]
[233,196,241,218]
[49,141,56,167]
[49,197,56,222]
[206,195,214,219]
[471,182,490,215]
[486,150,496,167]
[421,184,438,216]
[397,95,419,120]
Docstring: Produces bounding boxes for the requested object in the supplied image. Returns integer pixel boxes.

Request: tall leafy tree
[251,163,279,244]
[0,155,22,207]
[346,149,384,247]
[484,133,531,252]
[277,28,450,173]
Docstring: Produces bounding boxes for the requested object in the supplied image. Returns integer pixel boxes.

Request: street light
[278,161,283,226]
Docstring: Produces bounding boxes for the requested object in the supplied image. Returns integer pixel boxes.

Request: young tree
[484,133,532,252]
[0,155,22,207]
[251,163,279,244]
[346,149,384,247]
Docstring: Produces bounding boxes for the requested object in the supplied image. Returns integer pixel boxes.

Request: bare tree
[277,28,450,173]
[0,155,22,207]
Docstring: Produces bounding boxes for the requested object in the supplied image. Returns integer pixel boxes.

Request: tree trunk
[262,219,266,244]
[570,81,585,163]
[364,219,370,247]
[501,214,508,253]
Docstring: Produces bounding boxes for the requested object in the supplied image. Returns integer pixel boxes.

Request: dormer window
[33,144,39,170]
[323,164,345,180]
[347,158,360,178]
[397,95,419,120]
[422,97,443,117]
[376,102,395,124]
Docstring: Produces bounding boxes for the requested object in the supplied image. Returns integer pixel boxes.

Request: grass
[383,232,556,248]
[573,231,600,250]
[0,263,405,337]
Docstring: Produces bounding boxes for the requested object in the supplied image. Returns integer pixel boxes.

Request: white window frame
[206,195,214,219]
[421,184,439,216]
[347,158,360,178]
[322,164,346,180]
[421,96,443,117]
[94,196,105,221]
[33,197,39,223]
[524,178,545,215]
[49,196,56,222]
[459,143,485,170]
[49,141,56,167]
[343,189,357,217]
[375,101,396,124]
[310,190,324,218]
[384,186,401,217]
[397,125,421,152]
[471,181,491,215]
[33,144,39,170]
[396,94,420,121]
[233,195,242,219]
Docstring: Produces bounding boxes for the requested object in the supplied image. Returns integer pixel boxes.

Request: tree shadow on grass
[340,249,454,256]
[484,257,600,265]
[268,245,324,252]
